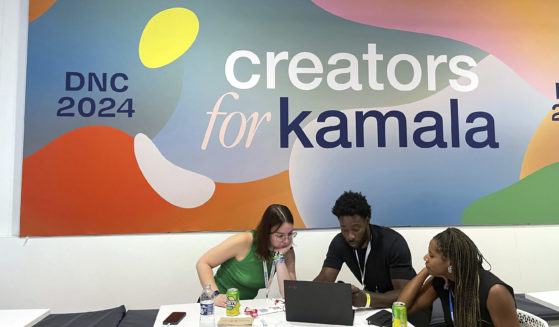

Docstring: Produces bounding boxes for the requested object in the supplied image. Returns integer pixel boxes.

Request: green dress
[214,232,273,300]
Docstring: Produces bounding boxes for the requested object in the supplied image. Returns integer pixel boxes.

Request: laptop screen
[284,280,354,326]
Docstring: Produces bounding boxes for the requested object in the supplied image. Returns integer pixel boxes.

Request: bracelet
[365,291,371,307]
[273,252,285,264]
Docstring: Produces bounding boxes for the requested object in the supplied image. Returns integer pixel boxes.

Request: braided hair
[434,228,485,327]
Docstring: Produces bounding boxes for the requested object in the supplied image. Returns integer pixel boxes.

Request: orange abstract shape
[29,0,57,22]
[520,109,559,179]
[20,126,304,236]
[312,0,559,98]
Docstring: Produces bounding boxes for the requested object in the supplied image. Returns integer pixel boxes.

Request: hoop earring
[448,265,453,274]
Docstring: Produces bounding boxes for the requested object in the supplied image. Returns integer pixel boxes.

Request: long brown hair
[253,204,294,261]
[434,228,485,327]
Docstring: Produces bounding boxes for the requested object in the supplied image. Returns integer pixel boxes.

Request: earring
[448,265,453,274]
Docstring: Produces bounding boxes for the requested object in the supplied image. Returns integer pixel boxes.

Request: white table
[0,309,50,327]
[153,299,413,327]
[526,290,559,311]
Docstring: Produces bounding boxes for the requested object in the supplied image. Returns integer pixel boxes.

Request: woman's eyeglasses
[273,231,297,241]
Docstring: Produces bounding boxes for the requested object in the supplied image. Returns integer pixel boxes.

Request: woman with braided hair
[397,228,519,327]
[196,204,296,307]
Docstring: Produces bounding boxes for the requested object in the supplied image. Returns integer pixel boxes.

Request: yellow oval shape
[139,8,199,69]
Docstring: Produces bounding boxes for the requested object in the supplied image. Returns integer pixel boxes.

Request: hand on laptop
[351,284,368,307]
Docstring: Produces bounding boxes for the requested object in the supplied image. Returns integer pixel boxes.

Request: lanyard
[354,240,372,288]
[262,261,276,289]
[448,289,455,324]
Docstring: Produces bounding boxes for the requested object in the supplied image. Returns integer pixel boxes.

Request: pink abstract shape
[311,0,559,98]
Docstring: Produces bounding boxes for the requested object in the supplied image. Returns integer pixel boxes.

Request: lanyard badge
[262,260,276,289]
[354,240,372,289]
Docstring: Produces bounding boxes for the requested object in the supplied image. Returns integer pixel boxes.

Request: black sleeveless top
[432,267,515,326]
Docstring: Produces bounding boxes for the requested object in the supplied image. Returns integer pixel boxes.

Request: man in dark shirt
[313,191,431,326]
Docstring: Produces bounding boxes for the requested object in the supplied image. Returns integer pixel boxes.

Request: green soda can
[392,301,407,327]
[226,288,240,316]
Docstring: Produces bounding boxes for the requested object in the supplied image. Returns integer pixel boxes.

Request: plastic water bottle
[200,284,215,325]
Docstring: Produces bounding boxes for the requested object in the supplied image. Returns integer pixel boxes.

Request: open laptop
[284,280,354,325]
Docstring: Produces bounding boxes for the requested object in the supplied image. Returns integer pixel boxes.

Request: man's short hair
[331,191,371,219]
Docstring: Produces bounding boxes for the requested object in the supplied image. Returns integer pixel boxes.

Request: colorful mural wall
[21,0,559,236]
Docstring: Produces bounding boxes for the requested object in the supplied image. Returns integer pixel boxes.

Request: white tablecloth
[153,299,414,327]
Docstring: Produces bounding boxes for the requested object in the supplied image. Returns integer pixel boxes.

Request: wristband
[213,290,220,297]
[273,252,285,264]
[365,291,371,307]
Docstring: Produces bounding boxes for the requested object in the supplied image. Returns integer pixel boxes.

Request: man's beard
[349,236,368,249]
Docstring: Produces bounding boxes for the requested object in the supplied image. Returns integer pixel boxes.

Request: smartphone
[162,312,186,325]
[366,309,392,326]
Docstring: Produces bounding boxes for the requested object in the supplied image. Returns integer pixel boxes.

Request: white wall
[1,0,559,314]
[0,0,27,236]
[1,226,559,313]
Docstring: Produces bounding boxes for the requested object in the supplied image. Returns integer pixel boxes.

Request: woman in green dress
[196,204,296,306]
